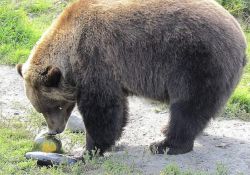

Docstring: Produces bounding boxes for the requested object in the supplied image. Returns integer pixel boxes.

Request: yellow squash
[33,133,62,153]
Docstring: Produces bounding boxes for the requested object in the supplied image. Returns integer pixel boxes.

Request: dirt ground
[0,65,250,174]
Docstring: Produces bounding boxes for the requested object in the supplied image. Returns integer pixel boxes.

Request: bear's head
[16,63,76,135]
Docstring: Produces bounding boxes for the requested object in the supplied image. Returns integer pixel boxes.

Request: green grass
[0,121,34,174]
[0,120,79,174]
[0,120,141,174]
[0,106,142,174]
[0,5,38,64]
[0,0,71,65]
[0,113,84,174]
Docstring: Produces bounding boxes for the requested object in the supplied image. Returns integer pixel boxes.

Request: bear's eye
[58,107,63,110]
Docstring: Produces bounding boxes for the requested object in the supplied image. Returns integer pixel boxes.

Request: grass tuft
[0,121,36,174]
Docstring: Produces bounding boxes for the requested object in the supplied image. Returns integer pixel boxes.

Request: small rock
[66,114,85,133]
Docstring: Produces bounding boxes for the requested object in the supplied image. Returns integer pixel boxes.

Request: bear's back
[62,0,244,99]
[78,0,246,53]
[76,0,246,65]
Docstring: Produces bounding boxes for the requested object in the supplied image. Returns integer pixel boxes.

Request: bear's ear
[16,64,23,77]
[40,66,61,87]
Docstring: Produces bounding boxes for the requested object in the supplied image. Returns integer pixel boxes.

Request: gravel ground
[0,65,250,174]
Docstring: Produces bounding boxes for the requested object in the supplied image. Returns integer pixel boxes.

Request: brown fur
[17,0,247,155]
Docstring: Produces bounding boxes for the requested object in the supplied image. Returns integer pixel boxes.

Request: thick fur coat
[18,0,247,155]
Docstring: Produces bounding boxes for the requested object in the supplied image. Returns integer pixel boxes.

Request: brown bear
[17,0,247,155]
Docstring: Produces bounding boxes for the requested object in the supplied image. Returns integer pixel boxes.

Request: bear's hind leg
[150,79,227,155]
[150,99,217,155]
[149,46,233,155]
